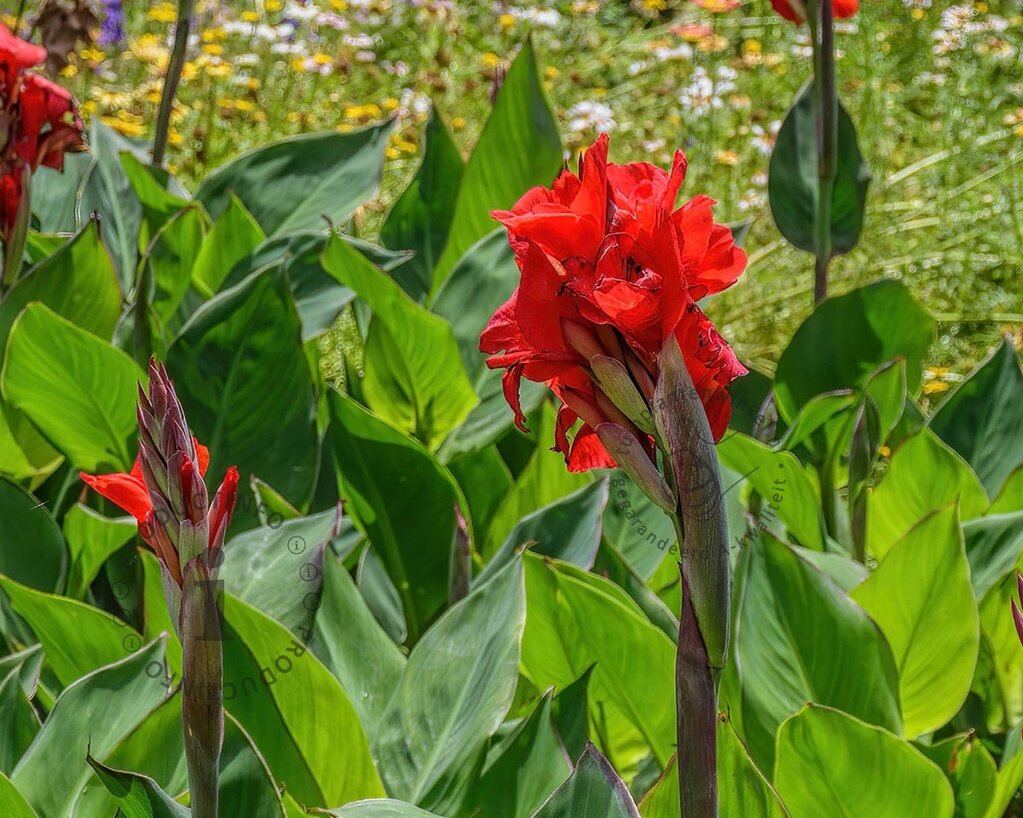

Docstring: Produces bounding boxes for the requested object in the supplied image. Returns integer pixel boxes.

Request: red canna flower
[480,134,747,472]
[0,24,85,259]
[769,0,858,24]
[80,361,238,586]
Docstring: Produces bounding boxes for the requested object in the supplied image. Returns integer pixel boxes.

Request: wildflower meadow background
[0,0,1022,817]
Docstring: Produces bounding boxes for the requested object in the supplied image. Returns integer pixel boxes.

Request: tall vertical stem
[810,0,837,304]
[654,337,730,818]
[152,0,196,168]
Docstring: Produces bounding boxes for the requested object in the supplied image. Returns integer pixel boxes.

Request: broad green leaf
[638,720,786,818]
[867,429,988,558]
[773,281,935,422]
[0,478,65,592]
[87,755,190,818]
[380,111,465,302]
[521,553,675,771]
[930,339,1023,497]
[222,593,383,807]
[373,559,525,813]
[0,222,121,351]
[192,194,266,297]
[447,445,513,542]
[143,204,208,341]
[0,772,37,818]
[0,646,43,700]
[791,545,867,592]
[220,508,340,637]
[196,122,392,235]
[219,713,289,818]
[458,689,570,818]
[324,802,446,818]
[529,744,639,818]
[734,536,901,771]
[964,511,1023,599]
[918,735,996,818]
[169,268,319,517]
[0,575,142,686]
[0,402,62,484]
[357,547,407,646]
[602,471,676,580]
[481,481,609,582]
[975,573,1023,731]
[101,693,186,801]
[549,666,593,762]
[774,706,953,818]
[329,393,462,640]
[119,152,190,240]
[0,670,39,774]
[486,403,591,555]
[139,550,182,677]
[776,390,857,456]
[432,41,562,288]
[852,506,980,737]
[2,303,144,472]
[768,81,871,257]
[322,236,478,448]
[310,554,405,735]
[989,464,1023,514]
[984,722,1023,818]
[78,120,147,284]
[30,150,91,234]
[11,638,170,817]
[717,432,825,551]
[62,503,136,599]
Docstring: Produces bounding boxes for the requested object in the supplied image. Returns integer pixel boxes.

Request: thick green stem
[152,0,196,167]
[809,0,838,304]
[180,559,223,818]
[654,337,730,818]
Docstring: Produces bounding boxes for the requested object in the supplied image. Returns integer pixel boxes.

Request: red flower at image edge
[769,0,858,24]
[480,134,747,472]
[0,24,85,237]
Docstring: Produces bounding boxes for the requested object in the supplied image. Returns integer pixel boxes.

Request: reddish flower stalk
[1013,572,1023,648]
[481,134,747,818]
[0,24,85,284]
[81,360,237,818]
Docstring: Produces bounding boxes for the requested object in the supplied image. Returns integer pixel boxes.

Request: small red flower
[480,134,747,472]
[769,0,858,24]
[0,24,85,245]
[81,361,239,586]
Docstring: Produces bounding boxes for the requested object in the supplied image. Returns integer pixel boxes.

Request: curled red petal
[79,470,152,523]
[208,466,240,552]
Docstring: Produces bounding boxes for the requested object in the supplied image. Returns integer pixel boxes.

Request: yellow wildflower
[482,52,501,68]
[241,11,261,22]
[382,97,400,112]
[451,116,466,131]
[499,13,516,29]
[714,150,740,166]
[202,44,224,56]
[148,3,178,23]
[265,0,283,10]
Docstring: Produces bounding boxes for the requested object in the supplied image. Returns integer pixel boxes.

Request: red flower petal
[79,470,152,523]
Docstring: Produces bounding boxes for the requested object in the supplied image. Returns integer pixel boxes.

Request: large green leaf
[0,222,121,351]
[0,402,62,484]
[773,281,935,422]
[324,802,446,818]
[192,194,266,297]
[460,693,571,818]
[0,478,65,592]
[322,236,478,448]
[964,511,1023,600]
[143,204,209,344]
[867,429,988,559]
[929,339,1023,497]
[87,756,190,818]
[529,744,639,818]
[62,503,136,599]
[984,722,1023,818]
[310,553,405,735]
[11,638,171,817]
[0,575,142,686]
[195,123,392,235]
[638,720,786,818]
[432,41,562,289]
[219,508,340,637]
[717,432,825,551]
[768,81,871,257]
[2,303,144,472]
[168,268,319,516]
[329,393,462,640]
[373,558,525,814]
[380,111,465,302]
[0,772,37,818]
[222,593,383,808]
[77,120,147,284]
[917,735,996,818]
[975,573,1023,731]
[0,669,39,775]
[521,553,675,772]
[773,706,953,818]
[733,536,902,772]
[852,506,980,737]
